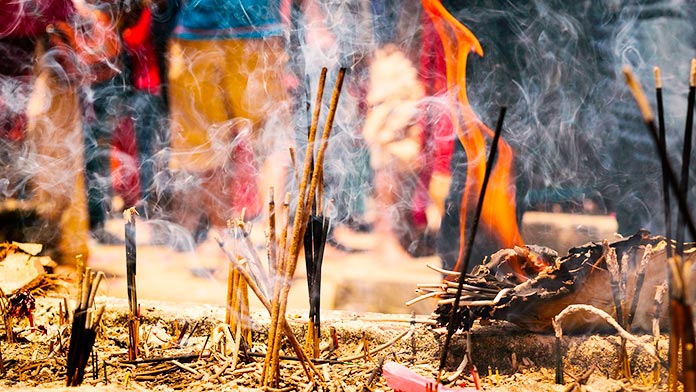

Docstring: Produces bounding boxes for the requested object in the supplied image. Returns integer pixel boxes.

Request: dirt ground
[1,210,666,391]
[0,295,668,392]
[76,210,618,316]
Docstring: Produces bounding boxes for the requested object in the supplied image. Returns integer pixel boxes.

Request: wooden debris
[425,231,694,333]
[0,242,51,296]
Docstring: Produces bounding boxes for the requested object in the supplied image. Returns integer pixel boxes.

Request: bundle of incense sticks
[215,228,322,385]
[302,76,332,359]
[304,210,329,359]
[224,215,253,347]
[66,266,105,386]
[624,64,696,392]
[215,68,345,387]
[262,67,346,387]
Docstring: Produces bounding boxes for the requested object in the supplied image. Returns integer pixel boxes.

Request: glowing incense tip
[654,66,661,89]
[123,206,139,222]
[623,66,654,122]
[691,58,696,87]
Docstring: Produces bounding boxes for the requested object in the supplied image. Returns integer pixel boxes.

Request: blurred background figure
[72,0,127,245]
[1,0,90,263]
[166,0,291,253]
[362,45,436,260]
[120,0,171,221]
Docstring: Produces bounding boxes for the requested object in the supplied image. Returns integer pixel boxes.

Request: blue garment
[174,0,282,40]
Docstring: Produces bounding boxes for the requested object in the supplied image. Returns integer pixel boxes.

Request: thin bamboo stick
[676,59,696,256]
[268,188,277,275]
[654,67,672,259]
[438,107,507,380]
[214,237,322,382]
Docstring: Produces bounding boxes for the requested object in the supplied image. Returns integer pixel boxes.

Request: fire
[422,0,524,273]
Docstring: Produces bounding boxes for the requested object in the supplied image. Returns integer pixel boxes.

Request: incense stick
[124,207,139,361]
[438,106,507,378]
[654,67,672,259]
[655,66,678,391]
[676,59,696,256]
[267,188,277,275]
[627,244,652,329]
[623,67,696,242]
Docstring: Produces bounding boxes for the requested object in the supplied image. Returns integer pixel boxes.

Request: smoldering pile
[415,230,693,333]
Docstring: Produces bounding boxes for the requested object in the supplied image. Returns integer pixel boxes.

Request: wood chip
[0,252,45,295]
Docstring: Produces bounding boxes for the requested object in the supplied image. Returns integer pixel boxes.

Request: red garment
[419,11,454,177]
[122,7,161,94]
[409,11,455,228]
[111,116,142,206]
[0,0,74,38]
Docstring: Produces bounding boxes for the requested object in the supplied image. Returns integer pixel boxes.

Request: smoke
[447,0,696,237]
[3,0,695,268]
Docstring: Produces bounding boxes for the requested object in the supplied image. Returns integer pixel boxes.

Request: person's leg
[168,38,230,242]
[131,91,168,218]
[25,63,89,262]
[82,75,126,243]
[223,37,290,220]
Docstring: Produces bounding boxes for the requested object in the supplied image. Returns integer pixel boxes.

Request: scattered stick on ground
[553,304,659,361]
[438,107,507,381]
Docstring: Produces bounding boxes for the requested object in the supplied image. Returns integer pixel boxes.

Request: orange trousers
[168,37,289,230]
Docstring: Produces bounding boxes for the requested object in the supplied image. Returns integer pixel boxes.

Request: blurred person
[1,0,90,263]
[0,3,42,201]
[120,0,170,221]
[362,45,434,260]
[167,0,292,252]
[70,0,128,245]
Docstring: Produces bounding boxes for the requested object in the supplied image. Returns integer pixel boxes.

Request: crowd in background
[0,0,421,264]
[1,0,695,269]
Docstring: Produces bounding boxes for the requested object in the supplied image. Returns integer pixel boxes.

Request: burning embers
[420,231,685,333]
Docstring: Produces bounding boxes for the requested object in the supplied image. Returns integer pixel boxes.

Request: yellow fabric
[168,37,288,172]
[25,66,89,264]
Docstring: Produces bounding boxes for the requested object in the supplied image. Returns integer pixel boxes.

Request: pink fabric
[122,7,161,94]
[0,0,74,38]
[383,362,478,392]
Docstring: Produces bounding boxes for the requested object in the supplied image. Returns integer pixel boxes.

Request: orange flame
[422,0,524,273]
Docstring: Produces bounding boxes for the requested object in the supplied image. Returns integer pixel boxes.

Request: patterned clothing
[173,0,282,40]
[167,0,289,244]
